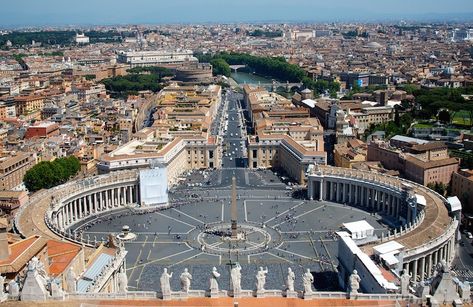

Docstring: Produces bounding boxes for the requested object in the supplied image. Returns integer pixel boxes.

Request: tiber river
[230,71,272,84]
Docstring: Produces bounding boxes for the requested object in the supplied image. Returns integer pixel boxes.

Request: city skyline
[1,0,473,27]
[1,0,473,303]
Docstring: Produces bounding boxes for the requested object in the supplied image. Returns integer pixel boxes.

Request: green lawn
[414,123,433,128]
[452,110,472,126]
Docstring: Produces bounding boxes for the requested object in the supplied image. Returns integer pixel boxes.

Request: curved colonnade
[14,170,142,247]
[15,166,457,286]
[307,165,457,283]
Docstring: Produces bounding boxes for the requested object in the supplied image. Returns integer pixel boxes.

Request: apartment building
[0,152,37,190]
[334,139,367,168]
[24,121,60,139]
[248,134,326,184]
[14,95,45,116]
[116,50,198,67]
[367,137,459,186]
[451,169,473,214]
[97,135,220,186]
[97,84,222,186]
[244,85,326,184]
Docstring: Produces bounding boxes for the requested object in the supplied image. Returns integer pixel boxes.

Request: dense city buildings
[0,152,36,190]
[116,50,197,67]
[98,83,222,186]
[0,15,472,306]
[367,136,459,186]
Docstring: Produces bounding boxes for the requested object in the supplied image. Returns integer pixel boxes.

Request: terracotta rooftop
[47,240,82,277]
[409,141,447,152]
[404,155,459,169]
[0,235,47,274]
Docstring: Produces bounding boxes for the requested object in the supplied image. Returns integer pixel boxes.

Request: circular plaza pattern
[75,183,388,291]
[14,166,457,294]
[191,222,281,256]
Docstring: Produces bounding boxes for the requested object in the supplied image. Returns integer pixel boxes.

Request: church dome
[365,42,382,49]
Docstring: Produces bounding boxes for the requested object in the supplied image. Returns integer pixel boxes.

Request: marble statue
[430,260,461,304]
[210,267,220,292]
[302,268,314,294]
[255,267,268,291]
[117,270,128,293]
[49,278,65,298]
[230,263,242,293]
[160,268,173,295]
[180,268,192,293]
[400,270,410,296]
[65,267,77,293]
[349,269,361,296]
[436,260,449,275]
[36,260,48,280]
[20,257,49,301]
[8,279,19,297]
[286,267,295,292]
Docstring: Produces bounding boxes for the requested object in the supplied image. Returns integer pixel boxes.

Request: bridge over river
[229,70,302,91]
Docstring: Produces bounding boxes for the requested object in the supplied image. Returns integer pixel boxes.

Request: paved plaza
[75,92,392,293]
[80,169,389,293]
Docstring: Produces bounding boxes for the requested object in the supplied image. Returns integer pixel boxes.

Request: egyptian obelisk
[231,176,238,239]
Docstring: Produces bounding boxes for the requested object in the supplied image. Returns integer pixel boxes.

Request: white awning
[302,99,316,108]
[447,196,462,212]
[343,220,374,233]
[415,194,426,207]
[373,241,404,256]
[342,220,374,239]
[380,252,399,266]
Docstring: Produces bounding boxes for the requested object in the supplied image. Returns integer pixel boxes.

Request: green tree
[101,67,173,97]
[427,182,447,196]
[210,58,231,77]
[437,109,451,124]
[23,156,80,192]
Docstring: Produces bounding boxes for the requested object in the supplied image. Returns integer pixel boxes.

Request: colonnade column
[355,185,359,205]
[319,180,323,201]
[72,200,77,221]
[376,191,381,211]
[67,203,72,224]
[118,187,122,206]
[57,211,62,229]
[83,197,88,216]
[412,259,418,282]
[328,181,332,201]
[383,193,388,213]
[336,183,341,202]
[102,191,107,209]
[367,189,371,208]
[110,188,114,207]
[450,238,455,263]
[419,257,425,281]
[93,193,98,212]
[427,253,433,278]
[62,210,66,229]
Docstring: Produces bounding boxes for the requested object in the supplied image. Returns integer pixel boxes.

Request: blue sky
[1,0,473,27]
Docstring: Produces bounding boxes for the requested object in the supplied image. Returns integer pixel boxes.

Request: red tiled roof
[47,240,82,277]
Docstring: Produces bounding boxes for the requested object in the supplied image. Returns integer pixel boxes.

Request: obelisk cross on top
[231,176,238,239]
